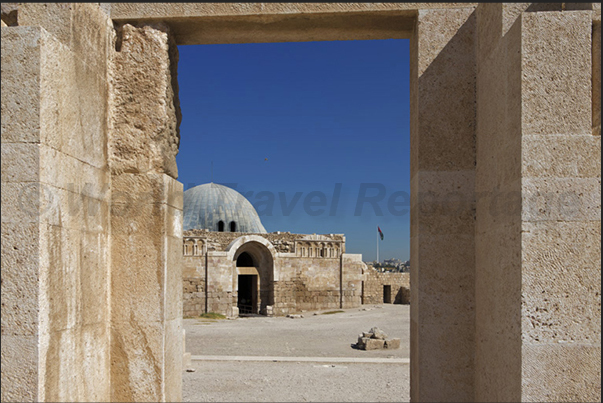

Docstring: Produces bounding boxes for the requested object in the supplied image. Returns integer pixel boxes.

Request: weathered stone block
[39,32,108,169]
[413,8,477,172]
[110,23,180,178]
[522,178,601,222]
[385,338,401,349]
[417,234,475,325]
[522,344,601,402]
[364,338,386,350]
[39,145,107,192]
[522,135,601,178]
[71,3,112,78]
[80,231,110,326]
[18,3,73,48]
[110,321,163,402]
[1,27,42,144]
[522,221,601,343]
[0,335,38,402]
[412,171,476,236]
[521,11,592,136]
[416,321,475,402]
[111,233,164,323]
[1,143,40,183]
[40,224,83,334]
[1,222,39,336]
[79,324,111,401]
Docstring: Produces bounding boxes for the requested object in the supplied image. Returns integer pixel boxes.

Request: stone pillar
[475,4,525,401]
[518,9,600,402]
[475,5,601,402]
[109,22,183,402]
[2,4,113,402]
[410,7,477,402]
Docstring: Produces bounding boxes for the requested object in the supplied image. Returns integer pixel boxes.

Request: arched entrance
[229,237,276,316]
[236,252,258,314]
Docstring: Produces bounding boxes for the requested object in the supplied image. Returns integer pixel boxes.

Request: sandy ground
[182,304,410,402]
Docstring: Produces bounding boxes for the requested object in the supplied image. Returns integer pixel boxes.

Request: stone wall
[181,232,364,317]
[184,229,344,253]
[275,256,342,315]
[183,277,205,318]
[183,250,233,317]
[362,266,410,305]
[205,253,236,316]
[183,254,205,317]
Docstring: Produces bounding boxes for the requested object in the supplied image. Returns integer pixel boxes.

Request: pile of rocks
[355,327,400,350]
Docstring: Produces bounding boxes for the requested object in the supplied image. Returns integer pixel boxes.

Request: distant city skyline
[176,39,410,261]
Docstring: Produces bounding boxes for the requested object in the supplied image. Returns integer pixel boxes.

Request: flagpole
[376,226,379,264]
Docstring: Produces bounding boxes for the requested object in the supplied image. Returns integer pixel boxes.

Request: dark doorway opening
[383,285,392,304]
[238,274,258,315]
[218,220,225,232]
[237,252,254,267]
[361,281,365,304]
[230,221,237,232]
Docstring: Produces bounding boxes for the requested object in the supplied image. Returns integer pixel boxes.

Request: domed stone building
[182,183,409,317]
[183,182,267,233]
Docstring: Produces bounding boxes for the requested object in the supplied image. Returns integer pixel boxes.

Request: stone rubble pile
[355,327,400,350]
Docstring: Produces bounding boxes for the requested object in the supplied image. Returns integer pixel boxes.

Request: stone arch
[227,236,276,314]
[183,238,195,255]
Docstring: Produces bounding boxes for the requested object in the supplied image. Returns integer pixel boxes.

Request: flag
[378,226,384,240]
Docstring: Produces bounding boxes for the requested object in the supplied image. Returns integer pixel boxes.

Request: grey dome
[183,183,267,233]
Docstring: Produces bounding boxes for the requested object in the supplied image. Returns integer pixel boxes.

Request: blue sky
[176,39,410,262]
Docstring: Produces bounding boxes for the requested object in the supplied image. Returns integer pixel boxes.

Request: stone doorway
[231,238,276,316]
[237,274,258,315]
[1,3,599,403]
[98,4,598,402]
[383,285,392,303]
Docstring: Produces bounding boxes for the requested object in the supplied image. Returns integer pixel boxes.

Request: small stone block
[384,338,400,349]
[364,338,386,350]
